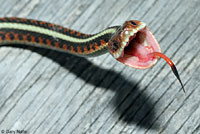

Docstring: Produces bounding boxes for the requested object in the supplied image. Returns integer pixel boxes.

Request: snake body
[0,17,185,91]
[0,17,120,57]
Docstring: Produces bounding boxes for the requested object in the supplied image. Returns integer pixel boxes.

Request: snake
[0,17,184,92]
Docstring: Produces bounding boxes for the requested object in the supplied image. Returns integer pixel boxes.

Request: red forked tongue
[148,52,185,93]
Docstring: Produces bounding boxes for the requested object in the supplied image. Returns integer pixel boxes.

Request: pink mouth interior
[117,27,161,69]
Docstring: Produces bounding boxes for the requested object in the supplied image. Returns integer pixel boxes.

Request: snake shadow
[2,45,159,130]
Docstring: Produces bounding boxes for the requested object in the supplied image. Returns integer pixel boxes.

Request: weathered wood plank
[0,0,200,134]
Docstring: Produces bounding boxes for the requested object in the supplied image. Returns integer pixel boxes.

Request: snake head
[108,20,161,69]
[108,20,185,92]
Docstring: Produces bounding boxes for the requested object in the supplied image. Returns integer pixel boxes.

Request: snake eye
[131,21,137,26]
[112,42,118,51]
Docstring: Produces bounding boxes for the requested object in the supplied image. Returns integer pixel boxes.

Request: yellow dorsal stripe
[0,23,117,43]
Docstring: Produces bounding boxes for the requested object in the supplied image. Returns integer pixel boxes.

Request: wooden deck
[0,0,200,133]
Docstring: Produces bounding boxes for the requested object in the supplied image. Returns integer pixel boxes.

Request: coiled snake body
[0,17,184,92]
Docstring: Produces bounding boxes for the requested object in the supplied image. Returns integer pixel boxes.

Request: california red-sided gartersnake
[0,17,185,92]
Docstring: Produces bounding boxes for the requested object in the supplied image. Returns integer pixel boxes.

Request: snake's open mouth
[117,26,161,69]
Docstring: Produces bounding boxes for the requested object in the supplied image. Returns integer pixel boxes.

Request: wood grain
[0,0,200,134]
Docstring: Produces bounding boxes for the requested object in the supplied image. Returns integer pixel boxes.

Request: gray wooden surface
[0,0,200,134]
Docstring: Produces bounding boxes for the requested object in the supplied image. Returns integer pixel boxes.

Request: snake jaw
[108,20,161,69]
[109,21,146,59]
